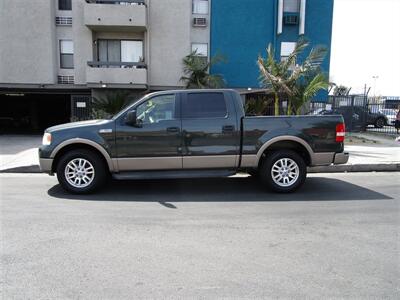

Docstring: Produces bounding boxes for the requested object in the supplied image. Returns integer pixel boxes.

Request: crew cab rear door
[181,91,240,169]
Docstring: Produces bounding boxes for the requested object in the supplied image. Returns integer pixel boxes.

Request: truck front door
[115,93,182,171]
[181,91,240,169]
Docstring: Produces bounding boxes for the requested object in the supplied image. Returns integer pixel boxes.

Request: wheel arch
[256,136,313,167]
[50,138,115,173]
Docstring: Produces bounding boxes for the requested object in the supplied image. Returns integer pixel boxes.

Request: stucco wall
[210,0,334,92]
[0,0,57,84]
[148,0,191,88]
[210,0,276,88]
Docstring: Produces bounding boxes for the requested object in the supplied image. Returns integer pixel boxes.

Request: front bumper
[333,152,349,165]
[39,158,53,174]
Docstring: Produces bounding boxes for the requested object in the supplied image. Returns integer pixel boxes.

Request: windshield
[380,109,396,115]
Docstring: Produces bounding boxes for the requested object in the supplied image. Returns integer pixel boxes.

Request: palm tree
[92,90,142,119]
[290,72,329,115]
[257,38,327,115]
[180,50,225,89]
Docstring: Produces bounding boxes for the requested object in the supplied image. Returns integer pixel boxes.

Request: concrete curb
[0,165,41,173]
[308,163,400,173]
[1,163,399,174]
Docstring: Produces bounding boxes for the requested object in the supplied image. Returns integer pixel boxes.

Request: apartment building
[0,0,210,132]
[0,0,333,132]
[210,0,334,96]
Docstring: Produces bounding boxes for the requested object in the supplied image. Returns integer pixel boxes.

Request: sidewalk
[0,135,41,173]
[0,133,399,173]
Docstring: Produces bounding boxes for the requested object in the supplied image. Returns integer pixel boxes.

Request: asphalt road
[1,172,399,299]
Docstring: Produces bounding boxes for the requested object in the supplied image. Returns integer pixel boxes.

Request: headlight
[42,132,52,145]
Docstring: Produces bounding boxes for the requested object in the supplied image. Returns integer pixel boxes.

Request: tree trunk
[287,99,292,115]
[274,93,279,116]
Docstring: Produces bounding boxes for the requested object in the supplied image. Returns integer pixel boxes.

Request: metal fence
[245,94,399,135]
[71,95,92,122]
[308,96,399,135]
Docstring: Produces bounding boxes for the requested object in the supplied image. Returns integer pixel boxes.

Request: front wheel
[56,149,108,194]
[259,150,307,193]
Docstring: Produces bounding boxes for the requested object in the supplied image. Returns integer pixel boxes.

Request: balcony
[84,0,147,31]
[86,62,147,87]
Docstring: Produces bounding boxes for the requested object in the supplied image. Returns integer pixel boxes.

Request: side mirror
[125,110,138,126]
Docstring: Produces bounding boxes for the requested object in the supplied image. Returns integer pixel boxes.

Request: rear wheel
[375,118,386,128]
[56,149,108,194]
[259,150,307,193]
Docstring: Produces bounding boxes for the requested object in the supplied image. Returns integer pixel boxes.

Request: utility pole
[372,75,379,98]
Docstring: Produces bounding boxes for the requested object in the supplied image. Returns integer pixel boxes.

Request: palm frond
[302,73,329,101]
[180,51,226,89]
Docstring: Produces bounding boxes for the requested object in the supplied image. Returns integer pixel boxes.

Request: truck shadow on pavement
[47,176,393,205]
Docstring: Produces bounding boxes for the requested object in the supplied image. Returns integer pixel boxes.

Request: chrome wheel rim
[271,158,299,187]
[65,158,95,188]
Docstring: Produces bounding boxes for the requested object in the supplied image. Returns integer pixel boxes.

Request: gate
[71,95,92,121]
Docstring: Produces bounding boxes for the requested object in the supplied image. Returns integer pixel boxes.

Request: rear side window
[182,93,227,118]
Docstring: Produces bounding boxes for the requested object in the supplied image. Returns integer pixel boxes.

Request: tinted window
[182,93,227,118]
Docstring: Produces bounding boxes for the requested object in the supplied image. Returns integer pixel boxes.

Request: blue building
[210,0,334,99]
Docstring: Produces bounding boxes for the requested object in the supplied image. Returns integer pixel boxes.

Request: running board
[112,169,236,180]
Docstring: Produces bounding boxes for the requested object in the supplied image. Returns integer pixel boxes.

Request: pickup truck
[39,89,349,194]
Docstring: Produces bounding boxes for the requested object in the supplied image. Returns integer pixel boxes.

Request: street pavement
[1,172,399,299]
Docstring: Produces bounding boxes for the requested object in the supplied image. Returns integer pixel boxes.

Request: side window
[182,93,227,119]
[136,94,176,125]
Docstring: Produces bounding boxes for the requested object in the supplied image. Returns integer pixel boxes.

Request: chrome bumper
[39,158,54,174]
[333,152,349,165]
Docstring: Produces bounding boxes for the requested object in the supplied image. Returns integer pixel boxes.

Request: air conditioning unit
[56,16,72,26]
[58,75,74,84]
[193,17,207,27]
[283,14,299,25]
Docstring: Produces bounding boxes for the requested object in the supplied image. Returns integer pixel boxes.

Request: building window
[60,40,74,69]
[59,0,72,11]
[191,43,208,57]
[192,0,208,14]
[280,42,296,60]
[97,40,143,65]
[283,0,300,13]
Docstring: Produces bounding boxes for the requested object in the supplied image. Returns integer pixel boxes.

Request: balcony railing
[85,0,145,5]
[86,61,147,85]
[87,61,147,68]
[83,0,147,30]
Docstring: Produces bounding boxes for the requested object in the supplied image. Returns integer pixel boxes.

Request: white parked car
[379,109,397,126]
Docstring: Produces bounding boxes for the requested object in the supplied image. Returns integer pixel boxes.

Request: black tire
[374,118,386,128]
[56,149,108,194]
[259,150,307,193]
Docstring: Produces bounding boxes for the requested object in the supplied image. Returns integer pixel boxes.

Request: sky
[330,0,400,96]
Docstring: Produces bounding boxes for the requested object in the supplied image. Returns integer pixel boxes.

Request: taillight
[336,123,345,142]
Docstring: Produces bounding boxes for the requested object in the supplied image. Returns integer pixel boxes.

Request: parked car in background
[318,106,388,130]
[379,109,397,126]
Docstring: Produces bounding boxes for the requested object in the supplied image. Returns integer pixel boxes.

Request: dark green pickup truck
[39,89,348,194]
